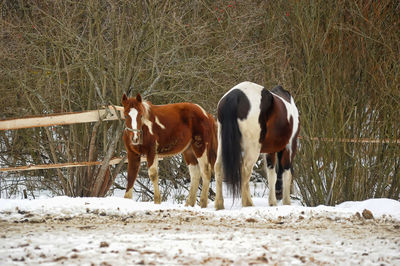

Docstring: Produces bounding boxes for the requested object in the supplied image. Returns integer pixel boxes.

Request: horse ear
[136,93,142,103]
[121,93,128,105]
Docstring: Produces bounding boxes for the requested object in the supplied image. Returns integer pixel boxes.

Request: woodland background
[0,0,399,206]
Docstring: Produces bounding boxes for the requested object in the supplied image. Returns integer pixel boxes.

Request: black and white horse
[214,81,300,210]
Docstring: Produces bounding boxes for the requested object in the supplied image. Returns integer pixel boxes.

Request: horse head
[121,93,145,145]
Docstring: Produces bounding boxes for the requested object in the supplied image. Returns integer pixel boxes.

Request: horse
[214,81,300,210]
[121,93,217,208]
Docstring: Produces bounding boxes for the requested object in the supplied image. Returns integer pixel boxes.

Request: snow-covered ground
[1,195,399,265]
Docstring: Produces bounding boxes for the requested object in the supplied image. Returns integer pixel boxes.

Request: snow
[336,198,400,218]
[1,196,399,222]
[1,196,400,265]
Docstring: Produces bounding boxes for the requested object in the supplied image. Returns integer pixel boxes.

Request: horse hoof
[215,201,224,210]
[185,200,195,207]
[268,196,277,206]
[282,198,291,205]
[154,198,161,204]
[200,200,208,208]
[124,190,133,199]
[242,198,254,207]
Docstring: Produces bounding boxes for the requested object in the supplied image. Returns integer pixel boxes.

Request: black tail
[217,89,250,199]
[276,151,284,200]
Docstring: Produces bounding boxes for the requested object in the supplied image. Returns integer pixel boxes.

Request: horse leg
[282,169,292,205]
[183,147,200,207]
[147,153,161,204]
[241,168,254,207]
[124,151,141,199]
[214,133,224,210]
[185,164,201,207]
[240,148,259,207]
[198,152,212,208]
[279,148,293,205]
[265,153,277,206]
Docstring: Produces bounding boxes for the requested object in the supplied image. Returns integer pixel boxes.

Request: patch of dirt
[1,210,400,265]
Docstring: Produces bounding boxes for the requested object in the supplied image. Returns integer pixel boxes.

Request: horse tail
[276,150,284,200]
[207,114,218,169]
[217,92,247,199]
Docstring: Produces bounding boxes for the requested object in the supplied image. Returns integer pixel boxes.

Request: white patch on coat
[217,82,265,168]
[232,82,264,150]
[197,147,211,175]
[155,116,165,129]
[188,164,201,180]
[142,115,166,135]
[142,118,154,135]
[141,101,165,134]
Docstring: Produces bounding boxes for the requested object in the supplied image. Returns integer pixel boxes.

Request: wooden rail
[0,155,167,172]
[0,157,127,172]
[0,106,125,130]
[299,136,400,144]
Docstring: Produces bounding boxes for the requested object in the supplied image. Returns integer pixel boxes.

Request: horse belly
[260,122,291,153]
[156,130,192,155]
[260,134,289,153]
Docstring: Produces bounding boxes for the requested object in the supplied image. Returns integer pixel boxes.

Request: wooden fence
[298,136,400,144]
[0,107,399,172]
[0,106,131,173]
[0,105,124,130]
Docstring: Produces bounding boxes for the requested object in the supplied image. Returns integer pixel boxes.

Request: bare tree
[1,0,399,204]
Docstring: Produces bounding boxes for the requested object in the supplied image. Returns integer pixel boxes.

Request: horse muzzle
[125,127,143,145]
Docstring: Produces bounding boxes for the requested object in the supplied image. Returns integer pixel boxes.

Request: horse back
[151,103,216,156]
[152,102,211,131]
[270,85,291,102]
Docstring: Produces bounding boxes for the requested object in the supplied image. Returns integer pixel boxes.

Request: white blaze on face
[128,108,140,142]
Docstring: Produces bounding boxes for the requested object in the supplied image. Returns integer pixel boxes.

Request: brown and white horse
[121,93,217,208]
[214,81,300,210]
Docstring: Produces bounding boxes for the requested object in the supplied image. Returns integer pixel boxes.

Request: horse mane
[142,101,152,119]
[271,85,291,102]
